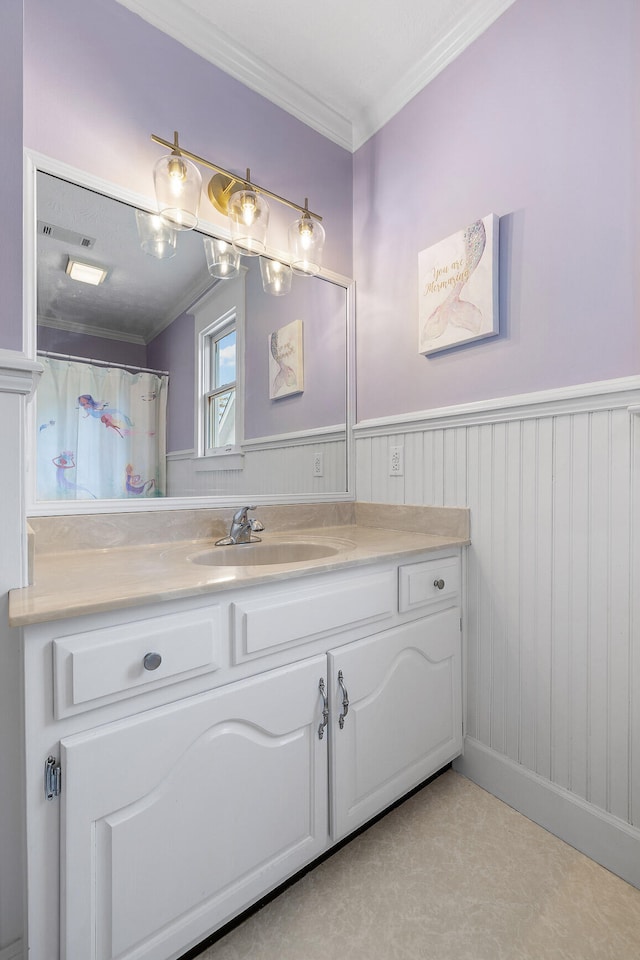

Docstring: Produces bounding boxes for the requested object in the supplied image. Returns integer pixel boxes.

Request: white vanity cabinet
[21,549,462,960]
[61,656,329,960]
[329,607,462,840]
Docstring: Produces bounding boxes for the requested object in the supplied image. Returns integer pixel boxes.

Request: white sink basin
[189,538,353,567]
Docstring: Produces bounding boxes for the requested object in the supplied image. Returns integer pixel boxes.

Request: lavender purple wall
[244,265,347,439]
[21,0,352,351]
[37,325,148,368]
[353,0,640,421]
[1,0,23,352]
[146,262,347,452]
[147,311,195,453]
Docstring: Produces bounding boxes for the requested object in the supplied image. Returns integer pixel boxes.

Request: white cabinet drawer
[398,555,460,613]
[53,606,224,718]
[231,570,396,663]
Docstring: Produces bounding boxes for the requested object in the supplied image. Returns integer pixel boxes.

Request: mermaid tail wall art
[268,319,304,399]
[418,213,499,356]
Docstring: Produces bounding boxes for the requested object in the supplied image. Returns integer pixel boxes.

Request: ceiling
[37,172,215,345]
[115,0,516,151]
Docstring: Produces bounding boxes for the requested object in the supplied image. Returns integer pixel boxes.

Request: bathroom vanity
[11,516,467,960]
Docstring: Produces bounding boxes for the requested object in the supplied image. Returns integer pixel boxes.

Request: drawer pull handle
[338,670,349,729]
[434,579,445,590]
[318,678,329,740]
[143,652,162,671]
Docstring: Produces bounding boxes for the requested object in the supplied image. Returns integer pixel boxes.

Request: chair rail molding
[354,375,640,437]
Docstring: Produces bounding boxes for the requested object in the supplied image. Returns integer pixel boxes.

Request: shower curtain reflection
[36,357,167,500]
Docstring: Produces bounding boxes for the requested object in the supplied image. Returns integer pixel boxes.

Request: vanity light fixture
[65,257,108,286]
[153,131,202,230]
[151,131,324,275]
[135,210,177,260]
[203,236,240,279]
[288,200,326,277]
[260,257,292,296]
[227,174,269,256]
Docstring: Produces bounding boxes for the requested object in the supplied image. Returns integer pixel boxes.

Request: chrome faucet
[216,506,264,546]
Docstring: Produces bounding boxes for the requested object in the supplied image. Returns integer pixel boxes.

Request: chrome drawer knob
[433,579,445,590]
[143,652,162,671]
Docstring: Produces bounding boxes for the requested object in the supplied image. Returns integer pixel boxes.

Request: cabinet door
[329,609,461,841]
[60,655,328,960]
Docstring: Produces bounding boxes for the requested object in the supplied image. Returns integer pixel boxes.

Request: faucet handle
[232,505,257,522]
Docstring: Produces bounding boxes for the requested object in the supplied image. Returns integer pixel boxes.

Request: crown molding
[37,316,146,346]
[114,0,353,150]
[116,0,515,154]
[353,0,517,149]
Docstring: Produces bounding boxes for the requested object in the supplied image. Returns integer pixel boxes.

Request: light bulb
[153,149,201,230]
[299,219,313,250]
[167,156,187,181]
[228,189,269,256]
[288,210,325,276]
[241,195,257,225]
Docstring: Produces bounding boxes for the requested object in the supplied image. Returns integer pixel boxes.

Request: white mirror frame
[24,150,356,516]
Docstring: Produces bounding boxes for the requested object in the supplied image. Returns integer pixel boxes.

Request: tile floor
[191,770,640,960]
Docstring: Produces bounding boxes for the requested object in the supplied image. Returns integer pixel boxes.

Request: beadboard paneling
[167,433,346,497]
[355,378,640,835]
[0,941,23,960]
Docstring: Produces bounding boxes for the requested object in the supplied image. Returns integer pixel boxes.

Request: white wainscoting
[167,426,347,497]
[354,376,640,887]
[0,940,23,960]
[0,352,41,957]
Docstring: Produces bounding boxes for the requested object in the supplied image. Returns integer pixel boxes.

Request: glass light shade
[288,214,325,276]
[260,257,292,296]
[135,210,177,259]
[153,152,202,230]
[228,189,269,256]
[203,237,240,279]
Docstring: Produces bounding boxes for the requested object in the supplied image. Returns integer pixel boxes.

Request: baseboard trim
[0,940,24,960]
[453,737,640,889]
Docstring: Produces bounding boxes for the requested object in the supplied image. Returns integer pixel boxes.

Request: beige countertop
[9,521,469,627]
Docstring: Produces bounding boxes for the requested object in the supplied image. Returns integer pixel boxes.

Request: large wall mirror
[26,156,354,514]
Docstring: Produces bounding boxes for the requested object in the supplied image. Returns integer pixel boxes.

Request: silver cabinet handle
[143,652,162,671]
[434,579,445,590]
[338,670,349,729]
[318,678,329,739]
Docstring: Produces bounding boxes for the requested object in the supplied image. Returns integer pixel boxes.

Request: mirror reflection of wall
[35,170,349,503]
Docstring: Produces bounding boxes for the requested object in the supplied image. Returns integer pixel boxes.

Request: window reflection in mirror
[33,169,350,505]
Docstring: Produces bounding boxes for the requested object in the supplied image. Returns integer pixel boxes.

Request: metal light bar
[150,132,323,222]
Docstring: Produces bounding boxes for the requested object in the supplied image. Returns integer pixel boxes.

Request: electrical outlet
[389,444,404,476]
[313,452,324,477]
